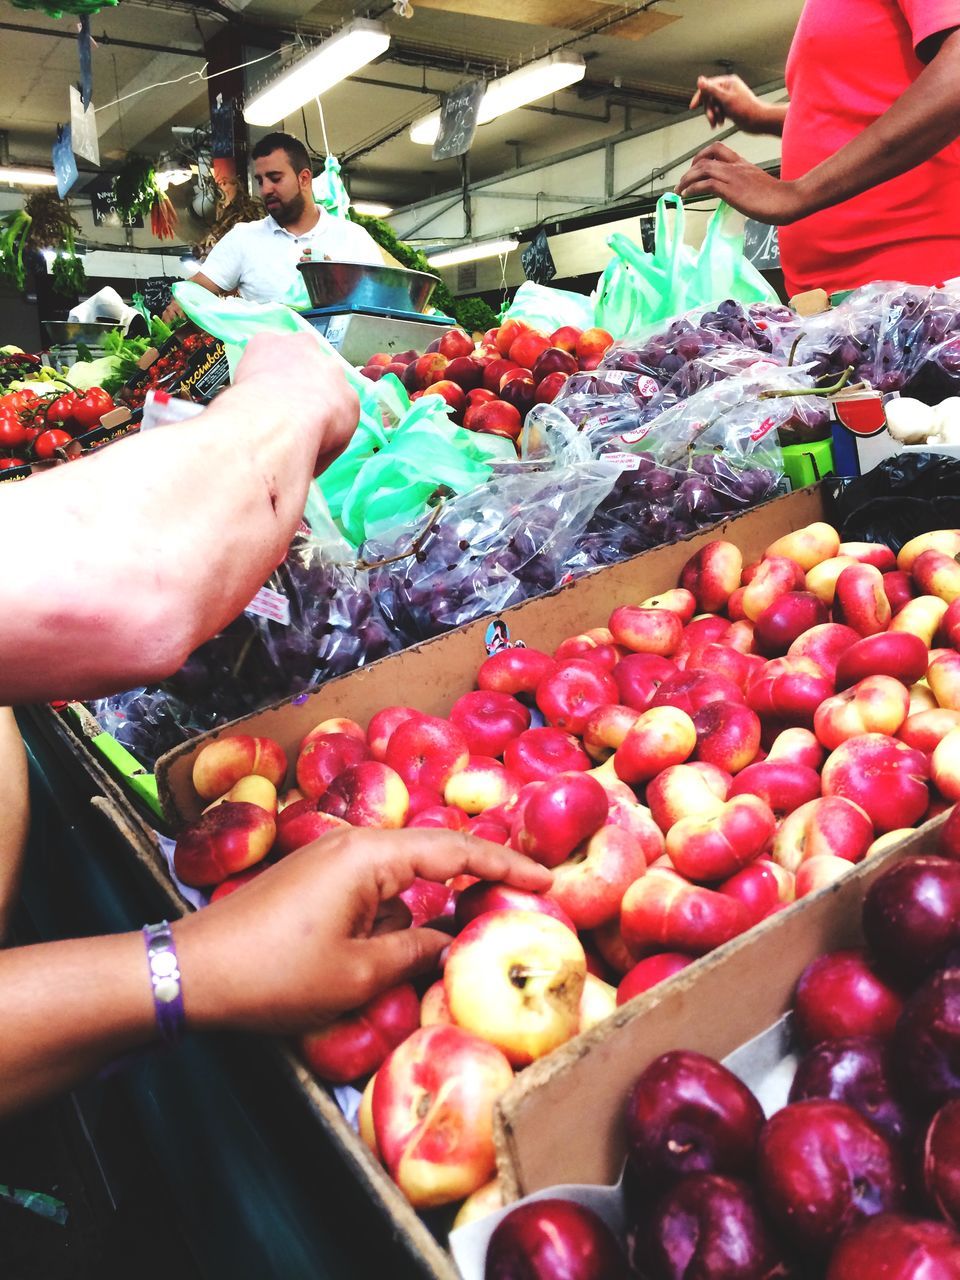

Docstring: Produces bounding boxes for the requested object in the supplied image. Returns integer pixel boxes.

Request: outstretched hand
[176,828,553,1034]
[675,142,809,225]
[690,74,770,133]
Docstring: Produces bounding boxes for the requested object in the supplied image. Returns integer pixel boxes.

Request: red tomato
[34,428,72,459]
[0,457,26,470]
[0,390,36,414]
[71,387,114,431]
[45,392,79,427]
[0,413,29,449]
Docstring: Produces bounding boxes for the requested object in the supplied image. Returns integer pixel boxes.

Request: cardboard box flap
[492,817,945,1201]
[157,487,826,827]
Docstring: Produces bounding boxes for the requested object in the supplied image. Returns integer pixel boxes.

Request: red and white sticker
[635,375,659,399]
[619,424,652,445]
[244,586,290,626]
[750,415,777,442]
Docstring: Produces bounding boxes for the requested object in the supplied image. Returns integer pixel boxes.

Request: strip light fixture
[0,167,58,187]
[410,52,586,146]
[351,200,394,217]
[244,19,391,127]
[427,238,519,268]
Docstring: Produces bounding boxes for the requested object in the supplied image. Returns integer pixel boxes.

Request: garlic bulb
[885,397,936,444]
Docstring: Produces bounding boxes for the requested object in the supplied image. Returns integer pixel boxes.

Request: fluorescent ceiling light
[244,19,390,127]
[352,200,393,217]
[0,166,58,187]
[410,52,586,146]
[427,238,519,268]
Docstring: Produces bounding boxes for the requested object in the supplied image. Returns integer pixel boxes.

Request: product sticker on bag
[635,375,659,400]
[618,424,652,445]
[244,586,290,626]
[602,450,643,470]
[749,415,777,443]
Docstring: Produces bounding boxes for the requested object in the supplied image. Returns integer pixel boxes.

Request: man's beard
[267,189,306,226]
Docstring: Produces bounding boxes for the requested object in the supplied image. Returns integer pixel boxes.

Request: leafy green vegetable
[68,356,125,392]
[349,212,499,334]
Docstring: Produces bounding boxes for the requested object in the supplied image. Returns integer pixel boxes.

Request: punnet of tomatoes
[0,384,115,473]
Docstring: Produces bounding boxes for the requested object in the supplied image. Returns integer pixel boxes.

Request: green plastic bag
[172,282,513,547]
[502,281,595,334]
[594,194,778,337]
[313,154,351,220]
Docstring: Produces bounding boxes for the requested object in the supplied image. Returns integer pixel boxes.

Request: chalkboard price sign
[90,175,144,229]
[432,79,484,162]
[521,228,556,285]
[743,218,780,270]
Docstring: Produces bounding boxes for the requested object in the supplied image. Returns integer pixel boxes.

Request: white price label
[602,450,643,470]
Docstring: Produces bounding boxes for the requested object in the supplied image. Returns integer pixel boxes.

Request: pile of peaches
[356,319,614,443]
[172,520,960,1217]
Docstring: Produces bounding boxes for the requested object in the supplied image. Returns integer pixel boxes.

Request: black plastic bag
[824,453,960,552]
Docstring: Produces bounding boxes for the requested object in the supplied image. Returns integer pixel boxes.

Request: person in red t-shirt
[675,0,960,297]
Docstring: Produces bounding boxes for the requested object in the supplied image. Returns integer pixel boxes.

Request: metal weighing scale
[302,303,450,366]
[296,260,450,365]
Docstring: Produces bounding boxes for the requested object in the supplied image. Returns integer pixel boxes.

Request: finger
[675,164,714,197]
[349,925,452,995]
[675,176,726,200]
[700,141,741,163]
[372,897,413,935]
[359,828,553,903]
[689,88,702,109]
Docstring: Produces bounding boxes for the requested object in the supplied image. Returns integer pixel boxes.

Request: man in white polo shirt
[172,132,384,311]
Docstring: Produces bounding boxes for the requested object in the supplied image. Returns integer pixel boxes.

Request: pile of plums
[485,830,960,1278]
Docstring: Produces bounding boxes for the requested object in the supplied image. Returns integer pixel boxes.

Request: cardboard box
[79,482,945,1279]
[157,485,828,825]
[492,814,945,1204]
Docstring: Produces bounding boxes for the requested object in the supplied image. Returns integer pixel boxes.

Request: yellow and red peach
[613,652,677,709]
[548,825,647,929]
[318,761,410,828]
[754,591,830,656]
[805,556,857,606]
[300,717,366,750]
[444,757,517,815]
[765,521,841,571]
[578,972,618,1032]
[503,727,591,783]
[609,606,683,656]
[691,701,762,774]
[371,1024,514,1208]
[666,794,776,884]
[787,622,861,683]
[296,732,370,801]
[173,801,276,886]
[928,649,960,710]
[899,707,960,752]
[367,706,421,762]
[535,659,619,735]
[192,734,287,801]
[511,772,609,868]
[728,760,821,818]
[613,706,697,784]
[833,563,892,636]
[477,647,559,696]
[912,549,960,603]
[821,733,929,832]
[620,868,751,957]
[838,541,896,571]
[420,980,454,1027]
[274,800,349,855]
[742,557,806,622]
[582,704,641,760]
[813,675,910,750]
[833,630,929,690]
[765,727,825,771]
[771,796,873,873]
[679,540,744,614]
[443,909,586,1065]
[385,715,469,792]
[639,587,697,623]
[647,762,730,834]
[887,595,948,645]
[300,983,421,1084]
[897,529,960,573]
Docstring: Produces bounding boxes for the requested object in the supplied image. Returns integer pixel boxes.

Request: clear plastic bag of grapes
[360,462,619,641]
[89,686,224,771]
[788,281,960,398]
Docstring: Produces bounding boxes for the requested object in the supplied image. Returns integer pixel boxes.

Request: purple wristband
[143,921,186,1045]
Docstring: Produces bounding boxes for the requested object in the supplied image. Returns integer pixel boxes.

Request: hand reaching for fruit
[675,142,810,226]
[175,827,552,1034]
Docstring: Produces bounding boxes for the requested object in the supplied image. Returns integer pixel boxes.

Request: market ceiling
[0,0,800,209]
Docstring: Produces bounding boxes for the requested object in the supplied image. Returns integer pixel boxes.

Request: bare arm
[0,709,28,941]
[690,75,788,137]
[677,29,960,223]
[0,830,551,1115]
[0,332,359,703]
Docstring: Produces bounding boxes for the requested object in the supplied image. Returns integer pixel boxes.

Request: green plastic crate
[781,438,835,489]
